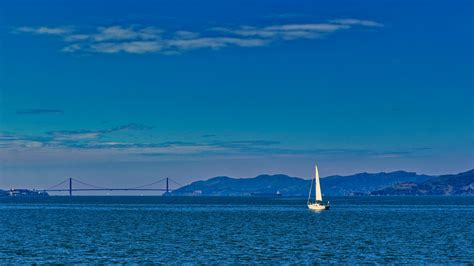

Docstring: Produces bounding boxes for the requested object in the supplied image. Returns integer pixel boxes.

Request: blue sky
[0,0,473,190]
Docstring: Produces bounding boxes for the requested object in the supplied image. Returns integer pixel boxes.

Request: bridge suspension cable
[45,178,70,191]
[71,178,109,189]
[168,178,183,187]
[127,178,167,189]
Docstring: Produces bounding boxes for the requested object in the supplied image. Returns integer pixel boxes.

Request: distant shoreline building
[0,189,49,197]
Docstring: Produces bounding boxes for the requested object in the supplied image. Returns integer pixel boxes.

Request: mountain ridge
[168,170,473,196]
[371,169,474,195]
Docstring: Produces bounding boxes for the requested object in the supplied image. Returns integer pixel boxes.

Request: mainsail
[315,165,322,201]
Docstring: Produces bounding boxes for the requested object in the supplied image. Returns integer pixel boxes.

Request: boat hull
[307,203,330,211]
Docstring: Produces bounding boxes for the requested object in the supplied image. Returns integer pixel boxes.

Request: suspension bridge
[35,177,183,196]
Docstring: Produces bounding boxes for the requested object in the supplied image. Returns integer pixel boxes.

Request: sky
[0,0,473,192]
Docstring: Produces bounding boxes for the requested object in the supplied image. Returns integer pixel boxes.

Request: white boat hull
[307,203,330,211]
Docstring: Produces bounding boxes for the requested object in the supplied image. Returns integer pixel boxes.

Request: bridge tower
[69,178,72,197]
[166,178,169,193]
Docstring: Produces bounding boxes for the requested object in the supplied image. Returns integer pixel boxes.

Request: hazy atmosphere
[1,0,473,189]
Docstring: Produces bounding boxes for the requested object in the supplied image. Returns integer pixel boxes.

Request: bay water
[0,196,473,264]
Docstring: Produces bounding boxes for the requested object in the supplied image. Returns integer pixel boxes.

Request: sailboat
[307,164,330,211]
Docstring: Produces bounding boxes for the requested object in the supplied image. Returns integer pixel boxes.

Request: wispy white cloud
[39,123,154,142]
[330,19,384,27]
[50,132,101,141]
[15,18,383,54]
[265,23,348,32]
[213,20,382,41]
[64,34,90,42]
[61,44,82,53]
[167,37,268,50]
[89,41,163,54]
[93,26,162,42]
[16,26,72,35]
[213,26,324,40]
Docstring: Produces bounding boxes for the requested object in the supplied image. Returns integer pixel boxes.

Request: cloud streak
[16,26,72,35]
[14,18,383,54]
[0,125,429,163]
[16,109,63,115]
[46,123,153,141]
[330,19,384,27]
[0,124,153,149]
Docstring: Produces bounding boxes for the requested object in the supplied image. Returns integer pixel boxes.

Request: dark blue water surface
[1,196,473,264]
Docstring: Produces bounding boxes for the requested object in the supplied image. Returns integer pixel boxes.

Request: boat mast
[315,165,322,202]
[307,173,314,204]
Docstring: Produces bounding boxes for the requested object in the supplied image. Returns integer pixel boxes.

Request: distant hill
[168,171,435,196]
[321,171,432,196]
[371,169,474,196]
[169,174,309,196]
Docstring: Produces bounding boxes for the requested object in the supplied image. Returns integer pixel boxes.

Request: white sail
[315,165,322,201]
